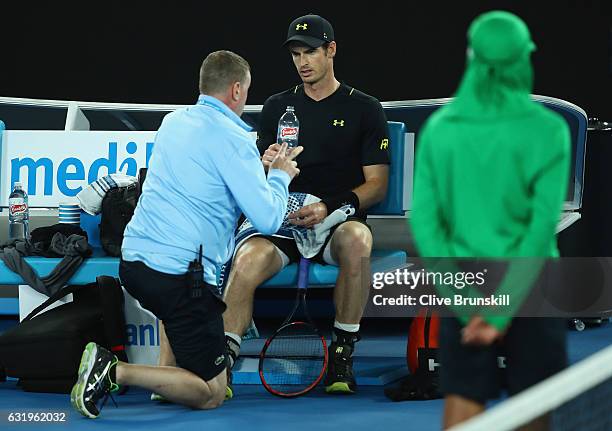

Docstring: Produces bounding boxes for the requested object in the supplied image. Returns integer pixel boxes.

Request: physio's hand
[270,142,303,180]
[287,202,328,228]
[461,316,504,346]
[262,143,282,170]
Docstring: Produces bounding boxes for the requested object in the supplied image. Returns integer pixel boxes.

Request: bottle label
[9,199,27,216]
[280,127,298,139]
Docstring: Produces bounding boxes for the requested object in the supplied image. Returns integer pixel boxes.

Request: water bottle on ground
[8,182,29,240]
[277,106,299,153]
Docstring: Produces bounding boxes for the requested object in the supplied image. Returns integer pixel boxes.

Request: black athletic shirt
[256,83,390,218]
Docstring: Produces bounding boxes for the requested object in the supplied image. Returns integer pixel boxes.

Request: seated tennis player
[220,14,390,395]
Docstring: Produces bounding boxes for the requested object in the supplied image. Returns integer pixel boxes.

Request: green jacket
[410,11,572,331]
[411,103,570,330]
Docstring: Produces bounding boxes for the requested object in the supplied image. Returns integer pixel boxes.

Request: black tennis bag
[99,168,147,257]
[384,310,442,401]
[99,183,139,257]
[0,276,128,393]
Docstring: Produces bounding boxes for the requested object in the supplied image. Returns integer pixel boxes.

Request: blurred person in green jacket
[410,11,570,430]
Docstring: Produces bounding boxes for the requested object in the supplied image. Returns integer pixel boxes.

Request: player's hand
[270,142,303,180]
[262,143,283,170]
[461,316,504,346]
[287,202,328,228]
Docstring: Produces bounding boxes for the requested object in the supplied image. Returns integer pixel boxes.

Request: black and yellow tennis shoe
[70,342,119,418]
[324,341,357,394]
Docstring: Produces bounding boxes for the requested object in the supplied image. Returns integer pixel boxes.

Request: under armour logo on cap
[284,14,335,49]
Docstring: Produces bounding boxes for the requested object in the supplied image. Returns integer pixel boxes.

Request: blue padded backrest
[0,120,4,158]
[382,97,587,211]
[80,211,102,248]
[0,121,4,196]
[369,121,407,215]
[535,98,587,210]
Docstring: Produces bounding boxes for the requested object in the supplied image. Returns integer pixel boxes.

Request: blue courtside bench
[0,121,408,315]
[0,91,590,315]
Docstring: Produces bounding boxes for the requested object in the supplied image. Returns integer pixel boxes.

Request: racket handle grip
[298,257,310,290]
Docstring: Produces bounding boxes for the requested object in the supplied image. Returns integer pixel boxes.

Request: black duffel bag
[0,276,128,393]
[99,167,147,257]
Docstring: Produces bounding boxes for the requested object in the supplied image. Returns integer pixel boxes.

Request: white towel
[235,192,355,259]
[76,174,138,215]
[293,204,355,258]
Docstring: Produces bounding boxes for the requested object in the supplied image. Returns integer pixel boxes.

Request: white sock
[225,332,242,368]
[225,332,242,346]
[334,321,360,333]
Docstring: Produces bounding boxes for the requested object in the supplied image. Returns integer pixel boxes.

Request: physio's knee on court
[197,370,227,410]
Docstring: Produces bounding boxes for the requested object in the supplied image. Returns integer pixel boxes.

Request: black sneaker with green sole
[70,342,119,419]
[324,342,357,394]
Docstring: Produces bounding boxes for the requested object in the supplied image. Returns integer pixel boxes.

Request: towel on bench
[76,173,138,215]
[0,226,92,297]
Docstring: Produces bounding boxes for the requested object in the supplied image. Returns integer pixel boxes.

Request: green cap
[468,11,536,66]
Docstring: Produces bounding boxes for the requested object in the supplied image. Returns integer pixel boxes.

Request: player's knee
[334,222,373,258]
[233,238,279,276]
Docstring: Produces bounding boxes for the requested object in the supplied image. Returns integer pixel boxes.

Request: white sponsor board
[0,129,258,208]
[122,290,160,366]
[1,131,156,207]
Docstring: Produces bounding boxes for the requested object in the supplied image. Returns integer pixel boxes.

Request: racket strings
[260,323,326,396]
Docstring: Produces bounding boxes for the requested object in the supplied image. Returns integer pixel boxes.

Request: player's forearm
[352,177,387,210]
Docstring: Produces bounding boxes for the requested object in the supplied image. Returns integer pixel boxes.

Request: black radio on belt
[188,245,205,299]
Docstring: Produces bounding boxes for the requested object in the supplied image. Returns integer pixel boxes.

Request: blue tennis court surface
[1,318,610,431]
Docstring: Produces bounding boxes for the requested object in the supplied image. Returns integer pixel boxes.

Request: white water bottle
[276,106,299,150]
[8,182,29,240]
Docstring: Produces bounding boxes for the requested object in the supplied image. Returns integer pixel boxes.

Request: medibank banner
[0,130,259,208]
[1,131,156,207]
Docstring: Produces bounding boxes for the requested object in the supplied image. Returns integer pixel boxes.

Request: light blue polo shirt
[122,95,290,285]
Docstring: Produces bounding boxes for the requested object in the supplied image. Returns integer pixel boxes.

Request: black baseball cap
[283,14,335,48]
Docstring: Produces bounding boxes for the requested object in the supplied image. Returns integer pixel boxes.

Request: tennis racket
[259,257,328,397]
